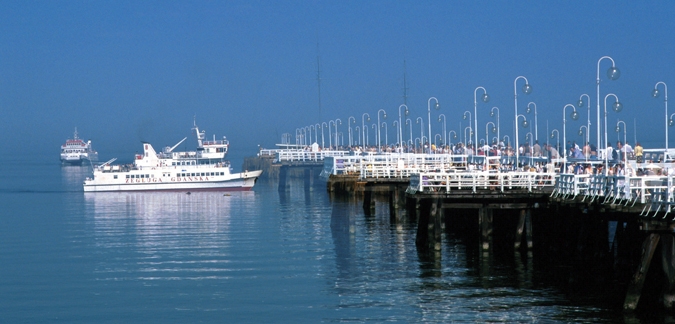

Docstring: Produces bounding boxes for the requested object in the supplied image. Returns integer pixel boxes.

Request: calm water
[0,154,659,323]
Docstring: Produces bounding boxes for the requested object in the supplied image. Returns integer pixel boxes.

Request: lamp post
[503,135,510,148]
[428,97,440,149]
[449,131,458,148]
[295,127,302,145]
[526,102,538,141]
[514,76,533,166]
[550,129,560,157]
[365,125,369,147]
[490,107,500,144]
[462,111,472,144]
[603,93,622,171]
[416,117,424,151]
[355,126,361,146]
[653,82,668,160]
[464,126,473,148]
[328,120,335,149]
[334,118,342,149]
[361,113,370,152]
[376,109,387,151]
[616,120,627,167]
[398,104,409,147]
[596,56,621,152]
[438,114,447,147]
[577,94,591,146]
[579,125,588,160]
[562,104,579,165]
[392,121,399,150]
[474,86,490,150]
[348,116,356,147]
[406,118,413,146]
[321,122,328,149]
[302,127,309,146]
[434,134,442,148]
[515,114,529,167]
[381,122,388,148]
[486,122,496,146]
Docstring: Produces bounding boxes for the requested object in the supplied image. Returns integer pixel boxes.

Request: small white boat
[83,121,262,192]
[61,128,99,165]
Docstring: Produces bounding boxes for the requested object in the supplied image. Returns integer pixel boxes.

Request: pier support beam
[416,198,442,252]
[304,168,313,191]
[661,234,675,309]
[479,207,493,252]
[363,189,375,215]
[624,233,660,311]
[389,186,402,223]
[278,165,288,191]
[514,209,533,250]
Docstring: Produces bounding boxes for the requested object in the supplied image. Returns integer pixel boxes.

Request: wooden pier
[256,148,675,312]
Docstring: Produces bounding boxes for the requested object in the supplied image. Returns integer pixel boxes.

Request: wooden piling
[479,207,493,252]
[624,233,661,311]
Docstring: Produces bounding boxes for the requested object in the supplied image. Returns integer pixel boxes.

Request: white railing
[552,173,672,206]
[275,150,350,163]
[407,171,556,194]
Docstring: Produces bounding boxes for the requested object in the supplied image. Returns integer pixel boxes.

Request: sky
[2,1,675,164]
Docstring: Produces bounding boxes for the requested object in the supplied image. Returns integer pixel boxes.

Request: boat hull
[84,170,262,192]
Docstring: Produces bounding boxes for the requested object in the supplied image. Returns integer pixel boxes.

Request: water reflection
[84,191,255,281]
[61,165,92,191]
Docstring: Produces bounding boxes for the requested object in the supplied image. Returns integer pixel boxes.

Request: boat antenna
[316,40,322,121]
[402,58,408,106]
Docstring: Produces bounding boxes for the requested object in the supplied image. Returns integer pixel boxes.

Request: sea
[0,152,669,323]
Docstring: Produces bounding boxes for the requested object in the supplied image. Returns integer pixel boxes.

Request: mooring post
[624,233,661,311]
[278,165,288,191]
[479,207,493,252]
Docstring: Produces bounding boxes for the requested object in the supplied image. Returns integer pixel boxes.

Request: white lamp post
[348,116,356,147]
[438,114,447,147]
[398,104,409,147]
[486,122,496,146]
[361,113,370,152]
[577,94,591,146]
[490,107,500,144]
[526,102,538,142]
[428,97,440,149]
[416,117,424,151]
[474,86,490,150]
[562,104,579,165]
[334,118,342,149]
[514,76,533,166]
[616,120,627,167]
[653,82,668,160]
[596,56,621,152]
[377,109,387,151]
[603,93,623,171]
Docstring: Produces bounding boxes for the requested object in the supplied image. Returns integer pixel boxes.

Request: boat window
[113,175,118,179]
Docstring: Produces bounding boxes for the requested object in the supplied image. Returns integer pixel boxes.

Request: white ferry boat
[83,122,262,192]
[61,128,99,165]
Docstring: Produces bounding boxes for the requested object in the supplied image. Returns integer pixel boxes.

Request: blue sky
[2,1,674,163]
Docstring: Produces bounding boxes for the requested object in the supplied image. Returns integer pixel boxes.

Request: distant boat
[60,128,99,165]
[83,120,262,192]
